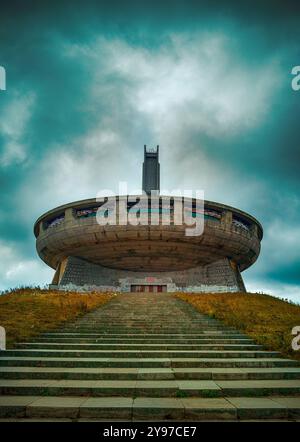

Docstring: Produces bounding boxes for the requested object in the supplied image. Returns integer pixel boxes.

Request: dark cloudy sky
[0,1,300,301]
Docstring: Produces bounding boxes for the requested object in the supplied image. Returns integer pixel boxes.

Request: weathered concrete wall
[58,255,244,292]
[35,195,262,292]
[35,196,262,274]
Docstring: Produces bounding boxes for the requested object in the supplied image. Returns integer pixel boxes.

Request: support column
[250,223,258,237]
[52,257,69,285]
[229,260,246,292]
[51,263,61,285]
[39,221,46,236]
[65,207,76,224]
[221,210,232,228]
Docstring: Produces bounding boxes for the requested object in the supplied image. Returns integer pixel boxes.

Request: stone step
[0,357,296,368]
[60,328,238,332]
[1,395,299,420]
[216,380,300,397]
[72,323,221,326]
[42,332,249,338]
[0,379,300,398]
[63,324,234,326]
[75,322,220,324]
[2,349,280,358]
[33,337,255,344]
[173,367,300,380]
[1,366,300,381]
[60,323,237,327]
[15,343,263,351]
[2,293,299,422]
[68,318,227,330]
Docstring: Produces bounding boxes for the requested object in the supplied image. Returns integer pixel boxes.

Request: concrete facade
[56,255,244,292]
[34,195,262,293]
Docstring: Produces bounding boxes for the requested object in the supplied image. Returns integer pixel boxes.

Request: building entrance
[130,285,167,293]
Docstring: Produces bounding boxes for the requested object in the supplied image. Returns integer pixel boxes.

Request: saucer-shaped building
[34,146,263,292]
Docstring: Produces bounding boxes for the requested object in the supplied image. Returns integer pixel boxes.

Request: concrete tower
[142,145,160,195]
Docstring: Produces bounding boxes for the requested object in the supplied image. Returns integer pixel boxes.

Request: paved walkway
[0,293,300,421]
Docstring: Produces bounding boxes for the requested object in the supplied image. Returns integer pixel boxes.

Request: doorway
[130,285,167,293]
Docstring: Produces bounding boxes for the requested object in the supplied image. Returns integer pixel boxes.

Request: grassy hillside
[0,288,115,347]
[176,292,300,361]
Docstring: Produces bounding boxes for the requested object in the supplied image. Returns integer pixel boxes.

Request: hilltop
[177,292,300,361]
[0,288,114,347]
[0,288,299,362]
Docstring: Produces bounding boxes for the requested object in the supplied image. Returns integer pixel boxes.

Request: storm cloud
[0,1,299,301]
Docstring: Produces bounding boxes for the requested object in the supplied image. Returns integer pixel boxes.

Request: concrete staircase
[0,293,300,421]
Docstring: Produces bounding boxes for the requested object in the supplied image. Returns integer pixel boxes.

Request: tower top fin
[144,145,159,154]
[142,145,160,194]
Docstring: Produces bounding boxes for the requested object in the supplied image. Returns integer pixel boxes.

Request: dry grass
[176,292,300,360]
[0,288,115,347]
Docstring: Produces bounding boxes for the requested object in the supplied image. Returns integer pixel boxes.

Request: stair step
[59,329,238,333]
[16,343,263,351]
[0,379,300,398]
[0,379,221,398]
[1,395,299,420]
[0,357,297,368]
[2,293,299,421]
[42,333,249,338]
[1,367,300,381]
[2,350,280,358]
[31,338,255,344]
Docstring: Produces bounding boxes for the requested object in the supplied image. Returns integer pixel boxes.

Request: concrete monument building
[34,146,263,292]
